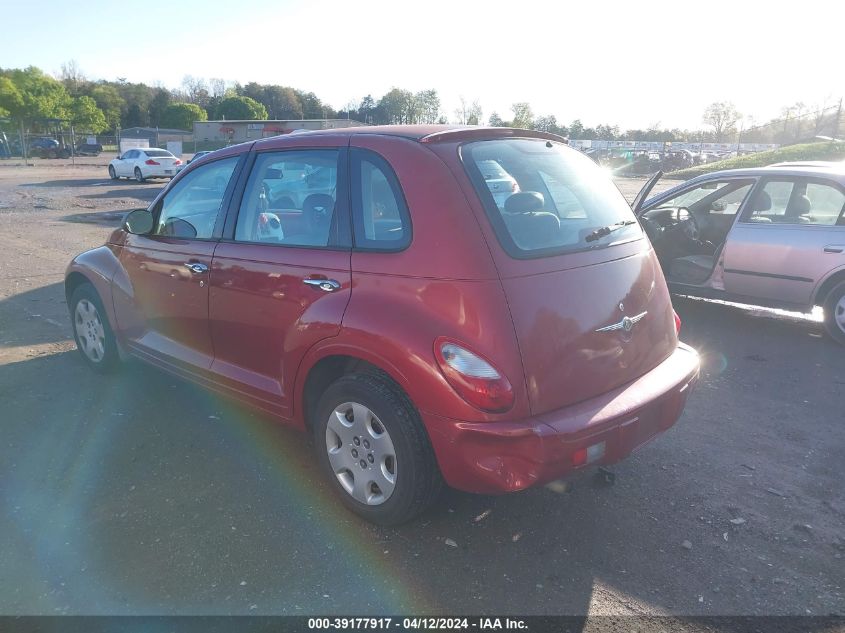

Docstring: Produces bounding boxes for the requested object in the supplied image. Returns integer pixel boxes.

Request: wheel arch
[296,350,412,433]
[65,246,122,330]
[813,266,845,306]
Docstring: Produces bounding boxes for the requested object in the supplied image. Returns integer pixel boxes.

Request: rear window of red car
[461,139,641,258]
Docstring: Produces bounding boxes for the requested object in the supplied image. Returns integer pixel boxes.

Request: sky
[2,0,844,130]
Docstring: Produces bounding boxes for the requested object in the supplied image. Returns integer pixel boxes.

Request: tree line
[1,63,839,147]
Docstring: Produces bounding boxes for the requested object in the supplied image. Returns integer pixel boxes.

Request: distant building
[120,127,192,146]
[193,119,364,143]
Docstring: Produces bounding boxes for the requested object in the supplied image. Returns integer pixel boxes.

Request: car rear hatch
[459,137,678,415]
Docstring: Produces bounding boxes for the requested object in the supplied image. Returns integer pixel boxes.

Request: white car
[108,148,182,182]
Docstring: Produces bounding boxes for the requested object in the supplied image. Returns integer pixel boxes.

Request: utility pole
[834,98,843,141]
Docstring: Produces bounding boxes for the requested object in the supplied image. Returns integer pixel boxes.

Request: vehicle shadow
[0,294,842,618]
[22,179,115,188]
[0,281,71,346]
[81,186,164,201]
[59,210,129,226]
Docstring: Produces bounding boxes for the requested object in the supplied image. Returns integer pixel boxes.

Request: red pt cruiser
[66,126,699,524]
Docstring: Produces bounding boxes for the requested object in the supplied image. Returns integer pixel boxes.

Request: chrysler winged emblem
[595,311,648,333]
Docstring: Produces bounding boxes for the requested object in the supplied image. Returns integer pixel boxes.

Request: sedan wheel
[134,167,145,183]
[108,165,117,180]
[823,281,845,345]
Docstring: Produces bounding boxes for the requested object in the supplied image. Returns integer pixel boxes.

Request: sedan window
[654,180,753,216]
[743,179,845,226]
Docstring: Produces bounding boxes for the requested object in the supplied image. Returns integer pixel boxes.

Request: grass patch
[668,141,845,179]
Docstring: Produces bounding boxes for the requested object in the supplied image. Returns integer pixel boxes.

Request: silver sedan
[636,162,845,344]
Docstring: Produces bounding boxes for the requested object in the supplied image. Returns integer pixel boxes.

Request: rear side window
[742,178,845,226]
[462,139,641,257]
[350,149,411,250]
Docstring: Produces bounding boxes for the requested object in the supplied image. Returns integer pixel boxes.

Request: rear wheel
[134,167,145,183]
[822,281,845,345]
[108,165,117,180]
[313,372,443,525]
[69,283,120,373]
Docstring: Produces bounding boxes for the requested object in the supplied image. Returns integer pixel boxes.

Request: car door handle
[184,262,209,274]
[303,278,341,292]
[823,245,844,254]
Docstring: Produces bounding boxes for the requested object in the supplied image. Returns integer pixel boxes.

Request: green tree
[378,88,413,124]
[414,89,440,123]
[511,102,534,129]
[1,66,72,124]
[87,84,124,131]
[263,86,302,119]
[488,111,506,127]
[215,96,267,120]
[148,88,171,127]
[160,102,207,130]
[0,77,24,118]
[70,96,107,132]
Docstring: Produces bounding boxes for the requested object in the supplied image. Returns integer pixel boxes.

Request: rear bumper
[424,343,700,494]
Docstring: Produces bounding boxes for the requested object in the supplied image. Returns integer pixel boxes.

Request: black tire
[134,167,145,183]
[69,283,121,373]
[822,281,845,345]
[108,165,117,180]
[313,372,443,525]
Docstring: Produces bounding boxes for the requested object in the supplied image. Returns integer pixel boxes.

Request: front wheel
[822,281,845,345]
[134,167,145,183]
[314,372,443,525]
[69,283,120,373]
[108,165,117,180]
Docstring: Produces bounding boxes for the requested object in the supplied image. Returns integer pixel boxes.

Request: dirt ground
[0,158,843,617]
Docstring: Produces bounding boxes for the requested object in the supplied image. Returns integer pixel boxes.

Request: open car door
[632,170,663,216]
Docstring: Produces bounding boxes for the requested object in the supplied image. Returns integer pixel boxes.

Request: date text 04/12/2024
[307,618,527,630]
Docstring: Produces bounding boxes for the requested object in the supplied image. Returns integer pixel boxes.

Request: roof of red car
[259,125,567,144]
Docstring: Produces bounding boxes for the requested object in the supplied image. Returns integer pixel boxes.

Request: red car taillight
[674,310,682,335]
[173,159,182,165]
[434,338,514,413]
[145,159,160,165]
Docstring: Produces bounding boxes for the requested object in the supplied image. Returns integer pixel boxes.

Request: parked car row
[68,127,843,526]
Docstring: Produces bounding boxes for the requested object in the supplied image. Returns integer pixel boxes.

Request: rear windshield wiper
[585,220,636,243]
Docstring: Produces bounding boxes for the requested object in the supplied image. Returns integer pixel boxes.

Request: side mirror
[124,208,154,234]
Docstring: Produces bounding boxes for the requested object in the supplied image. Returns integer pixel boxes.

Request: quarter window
[153,156,239,239]
[234,150,341,248]
[350,150,411,250]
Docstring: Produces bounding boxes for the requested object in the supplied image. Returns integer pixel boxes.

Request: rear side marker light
[434,338,514,413]
[673,310,682,335]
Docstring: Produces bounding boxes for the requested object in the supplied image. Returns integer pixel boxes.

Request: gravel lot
[0,157,843,616]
